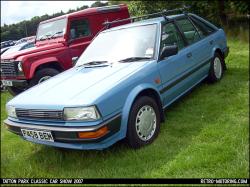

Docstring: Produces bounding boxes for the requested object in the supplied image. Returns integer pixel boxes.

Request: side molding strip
[160,58,211,94]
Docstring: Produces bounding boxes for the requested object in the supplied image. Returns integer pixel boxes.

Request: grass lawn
[1,39,249,179]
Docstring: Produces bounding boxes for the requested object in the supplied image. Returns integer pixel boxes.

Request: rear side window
[175,18,200,45]
[190,16,216,36]
[161,23,185,51]
[70,19,91,40]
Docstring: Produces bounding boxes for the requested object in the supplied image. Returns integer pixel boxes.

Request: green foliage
[91,1,109,7]
[126,0,249,27]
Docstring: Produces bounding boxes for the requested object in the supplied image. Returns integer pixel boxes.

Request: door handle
[209,40,214,45]
[186,52,192,58]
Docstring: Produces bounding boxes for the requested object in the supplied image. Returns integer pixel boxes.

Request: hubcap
[38,76,51,84]
[135,105,156,141]
[214,57,222,79]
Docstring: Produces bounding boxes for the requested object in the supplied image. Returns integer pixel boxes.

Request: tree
[91,1,109,8]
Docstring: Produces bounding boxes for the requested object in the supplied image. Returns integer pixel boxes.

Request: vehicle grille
[0,61,17,77]
[16,109,64,121]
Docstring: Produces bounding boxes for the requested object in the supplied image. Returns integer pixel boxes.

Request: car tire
[207,53,224,83]
[7,87,25,96]
[29,68,60,87]
[126,96,161,149]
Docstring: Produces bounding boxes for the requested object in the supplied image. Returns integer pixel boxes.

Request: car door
[189,15,217,61]
[157,22,192,106]
[68,17,93,65]
[175,17,212,81]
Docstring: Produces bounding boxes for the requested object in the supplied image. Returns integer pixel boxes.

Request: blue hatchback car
[4,12,229,150]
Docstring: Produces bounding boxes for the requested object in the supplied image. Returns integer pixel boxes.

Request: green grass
[1,39,249,179]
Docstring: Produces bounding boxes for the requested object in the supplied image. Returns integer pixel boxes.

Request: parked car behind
[1,40,15,49]
[3,41,35,56]
[14,36,36,46]
[1,46,11,55]
[4,11,229,150]
[0,4,130,96]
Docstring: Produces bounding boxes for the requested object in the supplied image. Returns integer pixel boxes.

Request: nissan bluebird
[4,10,229,150]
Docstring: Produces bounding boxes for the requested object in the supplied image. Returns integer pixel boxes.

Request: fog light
[78,126,109,139]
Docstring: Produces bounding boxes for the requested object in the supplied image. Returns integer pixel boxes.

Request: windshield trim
[76,23,159,66]
[104,23,159,61]
[103,22,158,34]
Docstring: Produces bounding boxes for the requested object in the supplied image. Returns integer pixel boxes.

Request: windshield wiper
[118,57,152,63]
[77,61,109,67]
[49,31,63,39]
[38,34,51,41]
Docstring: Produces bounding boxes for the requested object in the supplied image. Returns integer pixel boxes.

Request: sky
[1,1,98,26]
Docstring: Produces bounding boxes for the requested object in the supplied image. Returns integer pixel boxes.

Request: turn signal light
[78,126,109,139]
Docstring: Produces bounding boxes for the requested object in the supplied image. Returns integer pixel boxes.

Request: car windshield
[76,24,157,66]
[36,18,67,40]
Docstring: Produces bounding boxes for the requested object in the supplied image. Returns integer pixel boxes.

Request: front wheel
[126,96,161,149]
[29,68,60,87]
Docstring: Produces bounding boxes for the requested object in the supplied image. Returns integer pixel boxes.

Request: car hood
[1,42,64,60]
[8,61,151,109]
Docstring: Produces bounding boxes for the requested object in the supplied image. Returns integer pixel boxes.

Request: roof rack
[103,6,190,29]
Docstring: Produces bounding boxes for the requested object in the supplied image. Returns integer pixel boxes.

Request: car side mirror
[160,45,178,60]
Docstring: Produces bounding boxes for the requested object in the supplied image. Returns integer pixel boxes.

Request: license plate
[2,80,12,86]
[21,129,54,142]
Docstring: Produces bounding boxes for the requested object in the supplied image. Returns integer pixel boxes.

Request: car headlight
[63,106,101,121]
[6,105,16,118]
[17,61,23,72]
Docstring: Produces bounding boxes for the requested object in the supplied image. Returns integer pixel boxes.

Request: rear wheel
[126,96,161,149]
[207,53,224,83]
[29,68,60,87]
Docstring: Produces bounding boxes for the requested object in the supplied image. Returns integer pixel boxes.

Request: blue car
[4,12,229,150]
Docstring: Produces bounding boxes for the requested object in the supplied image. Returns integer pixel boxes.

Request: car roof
[103,14,185,32]
[40,4,128,24]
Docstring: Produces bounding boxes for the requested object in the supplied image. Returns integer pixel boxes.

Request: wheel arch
[29,59,63,79]
[212,47,226,70]
[119,84,164,138]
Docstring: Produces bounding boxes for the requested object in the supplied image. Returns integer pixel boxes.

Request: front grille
[0,61,17,77]
[16,109,64,121]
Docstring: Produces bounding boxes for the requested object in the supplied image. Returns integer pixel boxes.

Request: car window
[190,16,216,37]
[176,18,200,45]
[161,23,185,51]
[70,19,91,40]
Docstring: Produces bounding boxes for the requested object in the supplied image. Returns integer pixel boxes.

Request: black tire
[29,68,60,87]
[207,52,225,83]
[7,86,25,96]
[126,96,161,149]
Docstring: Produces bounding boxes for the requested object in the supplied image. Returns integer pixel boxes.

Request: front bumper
[4,114,122,150]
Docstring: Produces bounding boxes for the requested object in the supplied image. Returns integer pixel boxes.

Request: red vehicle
[1,4,130,95]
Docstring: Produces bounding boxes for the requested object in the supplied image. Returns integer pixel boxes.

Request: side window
[161,23,185,51]
[190,16,216,37]
[176,18,200,45]
[70,19,91,40]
